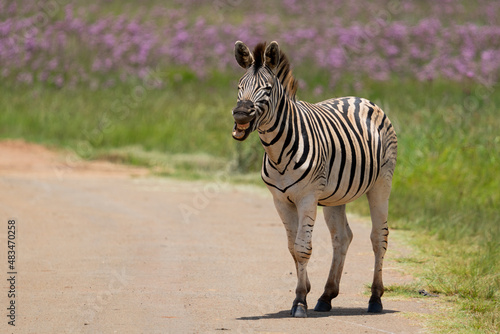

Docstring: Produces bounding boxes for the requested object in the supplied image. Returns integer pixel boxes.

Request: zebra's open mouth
[232,121,252,141]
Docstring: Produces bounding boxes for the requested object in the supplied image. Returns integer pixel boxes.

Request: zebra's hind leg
[314,205,353,312]
[366,178,392,313]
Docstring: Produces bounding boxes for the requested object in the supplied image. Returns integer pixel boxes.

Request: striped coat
[261,96,397,207]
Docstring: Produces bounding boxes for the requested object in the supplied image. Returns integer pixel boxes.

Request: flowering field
[2,0,500,89]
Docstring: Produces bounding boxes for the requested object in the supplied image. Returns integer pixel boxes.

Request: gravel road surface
[0,140,433,333]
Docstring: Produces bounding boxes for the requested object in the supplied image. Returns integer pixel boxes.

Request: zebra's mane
[253,42,298,101]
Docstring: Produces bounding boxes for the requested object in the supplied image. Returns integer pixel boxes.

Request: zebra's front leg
[289,196,318,318]
[273,198,303,316]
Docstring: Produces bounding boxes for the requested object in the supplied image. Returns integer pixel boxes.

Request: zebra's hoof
[314,299,332,312]
[291,303,307,318]
[367,301,383,313]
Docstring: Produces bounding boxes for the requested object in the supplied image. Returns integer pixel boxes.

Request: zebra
[231,41,397,318]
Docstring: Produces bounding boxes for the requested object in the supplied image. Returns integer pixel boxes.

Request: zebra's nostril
[233,111,255,124]
[232,104,256,124]
[233,100,254,111]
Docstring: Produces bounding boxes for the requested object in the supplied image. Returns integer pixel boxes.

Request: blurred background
[1,0,499,331]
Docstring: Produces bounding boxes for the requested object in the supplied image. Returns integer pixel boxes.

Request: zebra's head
[231,41,281,141]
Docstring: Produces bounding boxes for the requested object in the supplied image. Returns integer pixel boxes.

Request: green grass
[0,69,236,156]
[365,281,425,300]
[1,70,499,332]
[387,231,499,333]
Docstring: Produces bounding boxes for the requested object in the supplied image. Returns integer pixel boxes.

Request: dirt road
[0,140,432,333]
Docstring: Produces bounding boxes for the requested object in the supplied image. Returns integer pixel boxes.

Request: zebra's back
[305,96,397,206]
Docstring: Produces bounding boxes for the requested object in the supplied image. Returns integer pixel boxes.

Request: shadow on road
[238,307,399,320]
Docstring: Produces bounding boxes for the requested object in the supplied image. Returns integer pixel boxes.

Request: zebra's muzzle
[232,100,256,141]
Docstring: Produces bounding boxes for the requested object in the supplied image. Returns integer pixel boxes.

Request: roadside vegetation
[1,1,499,332]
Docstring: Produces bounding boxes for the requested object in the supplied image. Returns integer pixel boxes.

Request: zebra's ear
[234,41,254,69]
[265,41,280,69]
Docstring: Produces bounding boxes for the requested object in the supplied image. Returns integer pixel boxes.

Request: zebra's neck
[257,84,302,171]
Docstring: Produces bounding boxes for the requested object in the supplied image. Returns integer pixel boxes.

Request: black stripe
[351,98,367,198]
[294,111,310,170]
[364,105,376,191]
[264,94,286,135]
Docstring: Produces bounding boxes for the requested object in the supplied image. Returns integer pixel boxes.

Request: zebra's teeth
[232,128,245,139]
